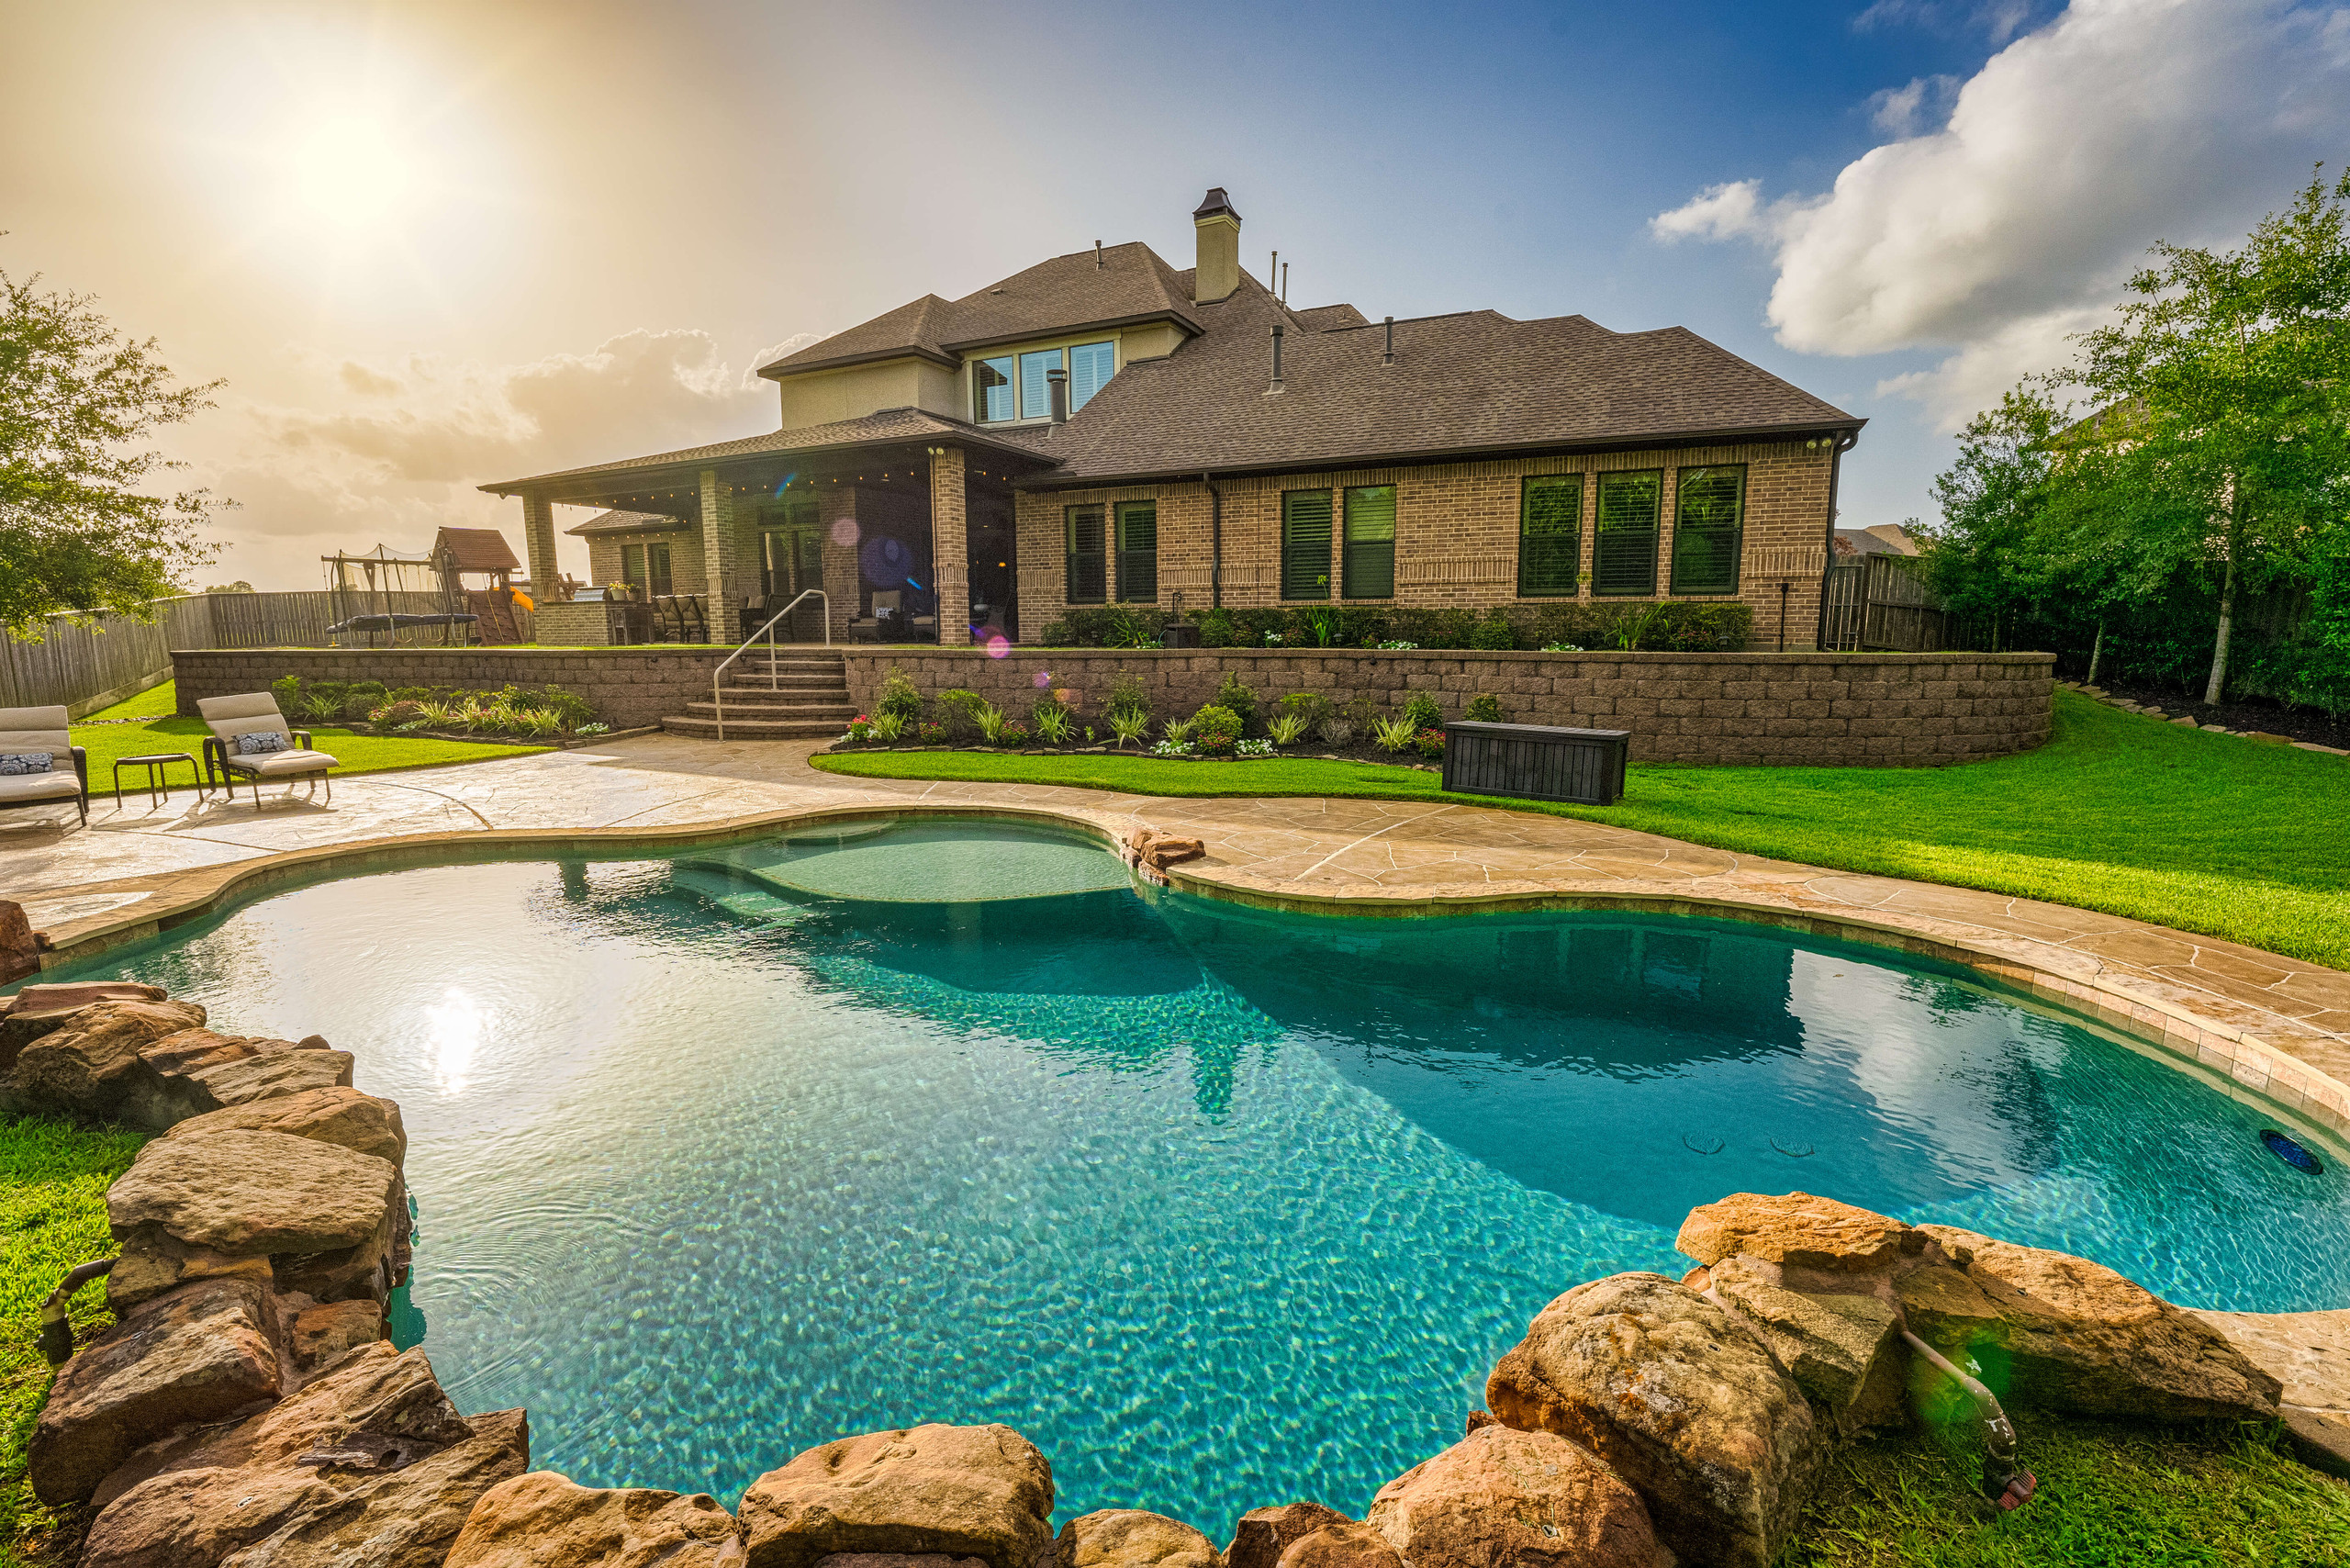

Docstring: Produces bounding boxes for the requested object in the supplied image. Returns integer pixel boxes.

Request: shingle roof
[481,408,1051,495]
[761,242,1203,377]
[1017,273,1861,484]
[1294,303,1369,330]
[566,510,683,538]
[431,526,520,571]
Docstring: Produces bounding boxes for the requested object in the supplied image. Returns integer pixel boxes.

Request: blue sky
[5,0,2344,585]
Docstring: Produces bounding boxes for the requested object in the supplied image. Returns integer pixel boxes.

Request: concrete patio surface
[5,734,2346,1137]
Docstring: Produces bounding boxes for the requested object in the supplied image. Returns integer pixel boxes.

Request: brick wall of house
[844,647,2053,766]
[581,525,706,598]
[1012,438,1836,649]
[172,647,733,731]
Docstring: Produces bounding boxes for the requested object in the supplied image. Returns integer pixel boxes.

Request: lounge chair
[197,693,337,810]
[0,706,89,828]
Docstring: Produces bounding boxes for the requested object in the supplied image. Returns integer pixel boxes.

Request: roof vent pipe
[1268,324,1285,395]
[1281,262,1289,304]
[1382,315,1394,365]
[1270,250,1278,291]
[1094,240,1102,269]
[1046,366,1069,424]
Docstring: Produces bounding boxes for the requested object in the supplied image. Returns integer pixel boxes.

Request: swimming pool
[39,817,2346,1535]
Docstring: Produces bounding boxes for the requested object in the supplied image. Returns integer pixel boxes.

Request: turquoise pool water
[40,819,2346,1536]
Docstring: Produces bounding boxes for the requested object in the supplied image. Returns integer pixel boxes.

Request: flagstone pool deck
[6,734,2347,1137]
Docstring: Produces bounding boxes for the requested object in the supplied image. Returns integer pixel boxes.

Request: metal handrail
[712,590,829,741]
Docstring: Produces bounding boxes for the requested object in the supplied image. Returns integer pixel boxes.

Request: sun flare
[287,116,420,231]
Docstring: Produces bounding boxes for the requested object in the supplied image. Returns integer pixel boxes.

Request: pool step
[661,650,853,740]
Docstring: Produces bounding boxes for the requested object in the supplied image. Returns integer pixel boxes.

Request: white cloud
[1658,0,2350,424]
[1865,73,1962,136]
[181,327,787,588]
[1853,0,2042,42]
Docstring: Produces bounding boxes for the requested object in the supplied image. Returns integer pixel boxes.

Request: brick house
[482,188,1863,650]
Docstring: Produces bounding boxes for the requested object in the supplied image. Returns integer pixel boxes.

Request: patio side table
[112,751,203,808]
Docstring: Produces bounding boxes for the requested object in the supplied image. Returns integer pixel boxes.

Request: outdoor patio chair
[197,692,338,810]
[0,706,89,828]
[681,594,710,642]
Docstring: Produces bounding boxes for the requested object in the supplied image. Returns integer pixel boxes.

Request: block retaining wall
[845,648,2055,766]
[172,647,732,732]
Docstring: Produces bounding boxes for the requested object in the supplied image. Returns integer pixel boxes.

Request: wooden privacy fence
[1,591,538,714]
[1820,554,1973,653]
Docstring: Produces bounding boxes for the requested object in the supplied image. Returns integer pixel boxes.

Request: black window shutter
[1593,471,1662,597]
[1116,502,1158,602]
[1281,490,1333,599]
[1066,507,1106,604]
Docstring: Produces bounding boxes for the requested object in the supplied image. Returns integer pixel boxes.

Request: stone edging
[34,798,2350,1145]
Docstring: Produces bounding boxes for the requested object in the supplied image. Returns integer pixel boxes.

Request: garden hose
[38,1259,116,1367]
[1900,1327,2038,1509]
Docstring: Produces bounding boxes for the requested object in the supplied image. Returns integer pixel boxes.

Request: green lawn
[813,691,2350,969]
[1791,1417,2350,1566]
[67,692,545,799]
[0,1117,142,1567]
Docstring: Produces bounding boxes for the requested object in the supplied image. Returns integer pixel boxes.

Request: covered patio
[481,410,1052,648]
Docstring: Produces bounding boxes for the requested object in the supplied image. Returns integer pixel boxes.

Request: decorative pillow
[235,730,292,756]
[0,752,53,776]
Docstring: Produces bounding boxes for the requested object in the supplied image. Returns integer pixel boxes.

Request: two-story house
[482,188,1863,649]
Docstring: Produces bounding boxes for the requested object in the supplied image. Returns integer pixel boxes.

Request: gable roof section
[481,407,1057,496]
[1018,274,1861,484]
[566,510,683,538]
[762,242,1203,379]
[432,526,520,571]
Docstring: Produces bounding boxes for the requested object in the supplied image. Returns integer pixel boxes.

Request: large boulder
[287,1295,386,1375]
[1040,1509,1218,1568]
[82,1342,524,1568]
[1225,1504,1350,1568]
[2196,1307,2350,1478]
[446,1470,745,1567]
[1695,1256,1900,1421]
[0,982,169,1067]
[1366,1425,1667,1568]
[160,1086,408,1166]
[1272,1523,1402,1568]
[28,1279,281,1506]
[1486,1272,1818,1568]
[738,1424,1053,1568]
[127,1027,356,1130]
[1904,1226,2280,1422]
[2,999,207,1115]
[1676,1193,1927,1276]
[106,1128,400,1308]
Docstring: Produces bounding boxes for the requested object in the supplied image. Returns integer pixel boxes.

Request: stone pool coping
[6,734,2347,1142]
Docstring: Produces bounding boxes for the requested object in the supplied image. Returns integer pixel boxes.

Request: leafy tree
[0,263,225,637]
[2062,168,2350,700]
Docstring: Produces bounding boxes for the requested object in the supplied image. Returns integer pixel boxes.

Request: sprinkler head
[1983,1460,2038,1510]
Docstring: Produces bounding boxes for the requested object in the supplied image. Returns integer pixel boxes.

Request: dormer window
[974,340,1117,422]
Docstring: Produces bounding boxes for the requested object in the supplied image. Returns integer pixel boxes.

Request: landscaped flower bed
[269,674,610,742]
[826,665,1484,771]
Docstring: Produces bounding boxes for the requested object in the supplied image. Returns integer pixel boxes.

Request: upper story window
[975,341,1118,422]
[975,356,1014,421]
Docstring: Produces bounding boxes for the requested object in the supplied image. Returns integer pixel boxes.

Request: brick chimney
[1193,187,1241,305]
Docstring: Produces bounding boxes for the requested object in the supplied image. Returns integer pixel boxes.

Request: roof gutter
[755,344,963,382]
[476,426,1061,501]
[938,308,1204,356]
[1815,428,1863,651]
[1011,418,1868,492]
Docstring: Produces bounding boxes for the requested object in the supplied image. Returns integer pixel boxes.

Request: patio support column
[520,491,559,604]
[819,487,859,644]
[698,467,748,644]
[929,446,969,645]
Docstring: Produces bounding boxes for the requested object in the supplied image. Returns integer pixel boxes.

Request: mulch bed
[826,739,1442,772]
[2087,681,2350,751]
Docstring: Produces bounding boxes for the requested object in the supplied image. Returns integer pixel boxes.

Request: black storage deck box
[1441,721,1629,805]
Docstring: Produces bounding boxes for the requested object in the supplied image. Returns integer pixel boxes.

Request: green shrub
[389,685,431,703]
[1033,607,1169,647]
[1465,693,1503,723]
[1401,691,1442,731]
[369,699,427,728]
[1213,673,1258,734]
[1416,728,1446,760]
[1468,609,1518,650]
[1191,703,1243,756]
[270,674,303,711]
[1106,672,1149,722]
[1035,619,1072,645]
[935,688,986,739]
[877,665,923,721]
[1276,690,1330,731]
[1196,608,1238,647]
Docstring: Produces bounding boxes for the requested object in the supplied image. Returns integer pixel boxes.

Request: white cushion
[224,750,337,778]
[0,771,81,803]
[0,705,71,756]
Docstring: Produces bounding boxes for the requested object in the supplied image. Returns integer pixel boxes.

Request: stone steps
[664,652,850,740]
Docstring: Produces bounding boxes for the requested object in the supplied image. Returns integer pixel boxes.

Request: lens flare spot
[830,518,860,548]
[423,986,484,1093]
[987,635,1012,659]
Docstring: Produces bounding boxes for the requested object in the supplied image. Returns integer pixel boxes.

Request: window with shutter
[1069,342,1116,409]
[1593,471,1662,597]
[1019,349,1065,420]
[1281,489,1333,599]
[1342,486,1395,599]
[1066,506,1106,604]
[974,356,1014,422]
[1115,501,1158,602]
[1669,465,1746,595]
[1517,476,1583,597]
[621,543,645,589]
